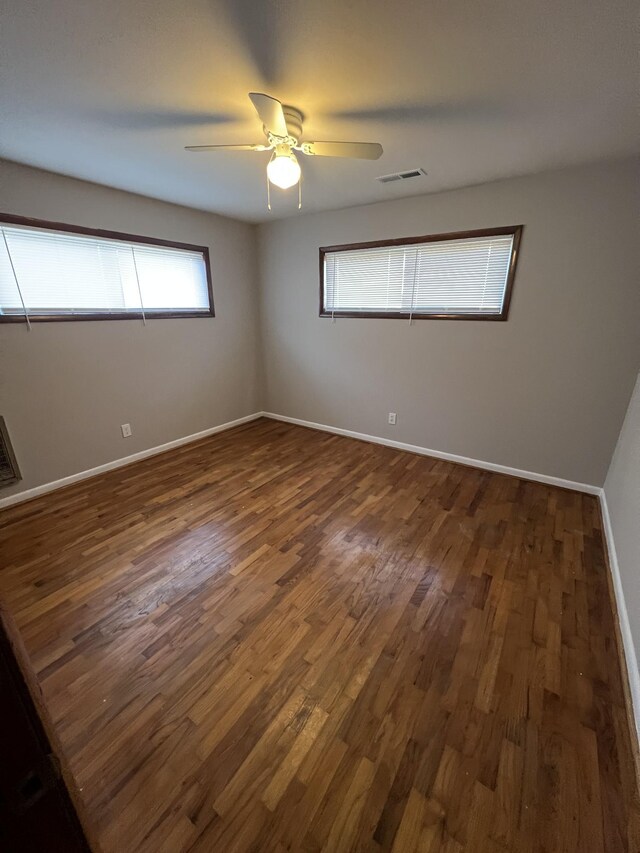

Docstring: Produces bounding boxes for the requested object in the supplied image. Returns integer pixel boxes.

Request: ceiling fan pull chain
[266,172,271,211]
[298,174,302,210]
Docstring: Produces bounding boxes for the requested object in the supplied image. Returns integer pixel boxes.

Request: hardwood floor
[0,417,638,852]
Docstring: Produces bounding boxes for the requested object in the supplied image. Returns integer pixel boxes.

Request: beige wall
[2,157,639,502]
[0,160,261,499]
[258,158,640,486]
[604,372,640,724]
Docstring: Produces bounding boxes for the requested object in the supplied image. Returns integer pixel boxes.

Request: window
[0,215,214,323]
[320,226,522,320]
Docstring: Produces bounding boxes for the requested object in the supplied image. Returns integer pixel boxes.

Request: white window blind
[323,230,519,319]
[0,223,211,321]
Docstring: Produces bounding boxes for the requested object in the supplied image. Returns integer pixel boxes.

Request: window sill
[0,310,216,323]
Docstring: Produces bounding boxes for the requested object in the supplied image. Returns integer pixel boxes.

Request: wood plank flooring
[0,417,638,852]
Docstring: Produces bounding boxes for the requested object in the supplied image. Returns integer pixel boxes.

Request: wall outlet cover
[121,423,132,438]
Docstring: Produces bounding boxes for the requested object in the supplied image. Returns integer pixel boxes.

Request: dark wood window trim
[0,212,215,323]
[319,225,523,321]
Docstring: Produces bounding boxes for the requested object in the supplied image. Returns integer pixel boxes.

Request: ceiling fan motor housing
[282,105,304,141]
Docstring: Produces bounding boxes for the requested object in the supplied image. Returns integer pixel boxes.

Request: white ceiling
[1,0,638,222]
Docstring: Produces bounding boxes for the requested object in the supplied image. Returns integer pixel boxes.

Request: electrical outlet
[388,412,397,425]
[121,423,132,438]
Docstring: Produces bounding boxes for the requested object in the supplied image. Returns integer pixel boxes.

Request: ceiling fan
[185,93,383,208]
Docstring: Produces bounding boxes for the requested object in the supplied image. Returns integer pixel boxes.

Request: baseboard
[599,490,640,748]
[2,410,600,511]
[0,413,263,510]
[262,412,601,495]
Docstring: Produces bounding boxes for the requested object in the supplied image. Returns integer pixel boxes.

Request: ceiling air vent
[377,168,427,184]
[0,417,21,488]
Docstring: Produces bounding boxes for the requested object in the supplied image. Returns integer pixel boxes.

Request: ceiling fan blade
[185,143,269,152]
[301,141,383,160]
[248,92,288,138]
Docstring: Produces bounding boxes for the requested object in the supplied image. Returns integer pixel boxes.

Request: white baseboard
[0,413,263,510]
[2,409,600,512]
[262,412,601,495]
[599,490,640,743]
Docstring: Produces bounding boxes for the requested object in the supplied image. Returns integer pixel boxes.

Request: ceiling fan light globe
[267,152,301,189]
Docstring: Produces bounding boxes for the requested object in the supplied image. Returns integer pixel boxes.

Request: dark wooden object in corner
[0,603,95,852]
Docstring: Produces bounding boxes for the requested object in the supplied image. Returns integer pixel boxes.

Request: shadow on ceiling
[327,100,513,123]
[211,0,284,87]
[80,108,240,130]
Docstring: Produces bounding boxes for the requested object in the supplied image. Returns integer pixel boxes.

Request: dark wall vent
[377,168,427,184]
[0,417,21,487]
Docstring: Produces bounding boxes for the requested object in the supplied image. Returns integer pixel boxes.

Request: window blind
[0,223,211,320]
[322,230,519,319]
